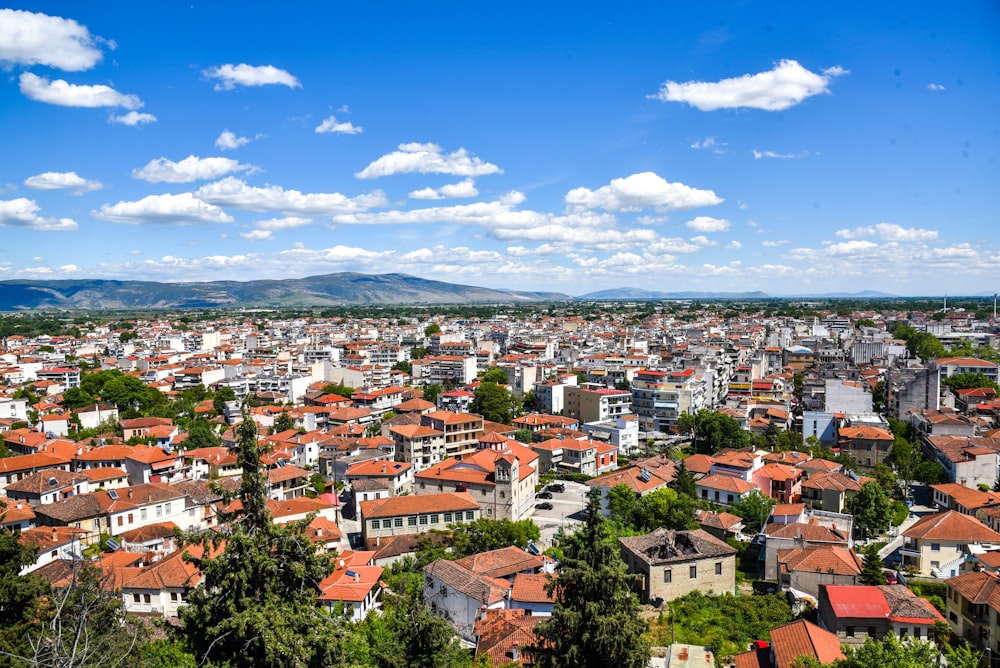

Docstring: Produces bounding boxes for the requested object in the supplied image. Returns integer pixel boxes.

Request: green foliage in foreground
[667,591,795,662]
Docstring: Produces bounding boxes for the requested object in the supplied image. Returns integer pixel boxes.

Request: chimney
[678,647,688,661]
[352,571,359,583]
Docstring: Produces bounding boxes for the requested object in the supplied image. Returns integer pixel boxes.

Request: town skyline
[1,3,997,297]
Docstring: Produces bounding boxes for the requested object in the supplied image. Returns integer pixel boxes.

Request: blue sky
[1,3,998,297]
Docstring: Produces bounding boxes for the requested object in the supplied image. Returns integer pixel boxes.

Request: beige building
[359,491,481,545]
[900,510,1000,578]
[563,384,632,424]
[618,528,736,604]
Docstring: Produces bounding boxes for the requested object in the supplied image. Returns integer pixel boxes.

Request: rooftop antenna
[994,294,997,321]
[943,294,947,311]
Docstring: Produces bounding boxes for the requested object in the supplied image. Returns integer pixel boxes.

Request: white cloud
[565,172,723,212]
[927,83,946,91]
[204,63,301,91]
[315,116,363,134]
[835,222,937,242]
[215,130,253,150]
[132,156,253,183]
[240,230,273,241]
[356,142,502,179]
[726,240,744,250]
[690,235,717,246]
[24,171,102,193]
[649,59,846,111]
[195,176,388,215]
[93,192,234,225]
[752,149,809,159]
[761,240,790,247]
[0,9,106,72]
[19,73,142,109]
[0,198,78,231]
[685,216,730,233]
[690,136,727,154]
[409,178,479,200]
[109,111,157,126]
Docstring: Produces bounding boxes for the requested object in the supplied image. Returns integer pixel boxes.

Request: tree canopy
[678,410,750,455]
[469,382,522,425]
[848,481,893,540]
[531,489,650,668]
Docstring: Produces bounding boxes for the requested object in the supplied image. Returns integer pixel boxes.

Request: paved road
[529,480,589,549]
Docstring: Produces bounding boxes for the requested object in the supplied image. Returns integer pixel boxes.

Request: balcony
[899,541,921,558]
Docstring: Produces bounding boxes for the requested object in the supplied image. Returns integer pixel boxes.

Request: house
[473,608,542,666]
[837,423,894,471]
[454,545,545,582]
[694,509,744,542]
[388,423,446,472]
[345,459,413,496]
[925,436,1000,490]
[930,483,1000,516]
[776,545,862,600]
[0,452,72,497]
[762,521,852,581]
[945,569,1000,650]
[360,491,481,546]
[317,550,384,622]
[817,584,944,646]
[587,456,676,512]
[733,619,845,668]
[508,572,556,616]
[900,510,1000,578]
[119,417,174,441]
[17,526,87,574]
[423,557,511,642]
[695,474,757,507]
[618,528,737,604]
[753,464,803,503]
[800,471,865,513]
[266,463,311,500]
[5,469,90,507]
[120,545,204,618]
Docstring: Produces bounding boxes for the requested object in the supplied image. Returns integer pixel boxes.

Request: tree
[513,429,533,444]
[848,481,893,540]
[835,633,943,668]
[421,384,442,406]
[469,382,522,425]
[321,382,354,398]
[633,487,698,532]
[182,419,220,450]
[859,544,886,585]
[670,461,698,499]
[684,410,751,455]
[410,347,429,360]
[61,386,96,410]
[212,386,237,414]
[943,371,1000,393]
[391,360,411,375]
[531,489,650,668]
[179,411,350,667]
[480,367,508,384]
[449,518,540,558]
[731,490,777,535]
[0,524,50,665]
[273,411,296,433]
[913,459,945,485]
[423,323,441,336]
[888,437,917,495]
[605,484,639,529]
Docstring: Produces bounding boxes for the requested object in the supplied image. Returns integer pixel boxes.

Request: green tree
[0,524,50,665]
[606,484,639,529]
[670,461,698,499]
[835,633,942,668]
[469,382,522,425]
[859,544,886,585]
[531,489,650,668]
[888,437,917,495]
[61,386,96,410]
[179,411,349,667]
[212,386,237,414]
[848,481,893,540]
[943,371,1000,393]
[362,587,474,668]
[449,518,540,558]
[480,367,508,384]
[183,419,220,450]
[424,323,441,336]
[682,410,751,455]
[421,384,442,406]
[731,490,777,535]
[391,360,412,375]
[513,428,533,444]
[273,411,296,433]
[913,459,945,485]
[321,382,354,398]
[633,487,698,532]
[410,347,429,360]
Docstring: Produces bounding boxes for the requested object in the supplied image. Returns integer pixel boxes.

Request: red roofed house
[753,463,803,503]
[318,550,384,622]
[818,584,945,646]
[733,619,844,668]
[837,423,894,471]
[901,510,1000,578]
[945,569,1000,650]
[360,491,481,546]
[474,608,543,666]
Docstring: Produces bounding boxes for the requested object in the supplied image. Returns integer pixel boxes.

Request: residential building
[925,436,1000,490]
[631,368,707,433]
[423,558,510,642]
[422,411,484,460]
[762,521,852,580]
[317,550,384,622]
[563,384,632,424]
[389,423,446,472]
[776,545,862,599]
[618,528,737,604]
[733,619,844,668]
[837,422,894,471]
[581,414,640,456]
[945,569,1000,652]
[900,510,1000,578]
[818,584,944,647]
[359,491,480,546]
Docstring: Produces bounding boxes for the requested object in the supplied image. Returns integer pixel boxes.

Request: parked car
[536,491,553,499]
[535,502,553,510]
[547,483,565,493]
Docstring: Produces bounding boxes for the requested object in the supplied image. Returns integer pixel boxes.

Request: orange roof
[903,510,1000,542]
[360,491,478,519]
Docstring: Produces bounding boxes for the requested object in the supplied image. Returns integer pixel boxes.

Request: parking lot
[529,480,591,549]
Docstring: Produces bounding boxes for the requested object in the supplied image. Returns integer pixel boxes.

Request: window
[950,612,958,623]
[689,565,697,579]
[715,562,723,575]
[430,515,439,524]
[846,626,855,637]
[165,502,171,514]
[117,516,123,527]
[156,505,162,517]
[133,594,141,603]
[143,594,150,604]
[170,592,178,601]
[443,512,453,522]
[466,511,474,520]
[867,626,876,636]
[127,513,133,524]
[487,508,493,516]
[931,561,940,569]
[407,517,417,526]
[382,519,392,529]
[419,515,428,525]
[663,569,672,583]
[394,517,403,528]
[931,543,940,551]
[140,508,147,520]
[370,520,379,530]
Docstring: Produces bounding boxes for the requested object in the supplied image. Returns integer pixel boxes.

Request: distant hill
[577,288,771,300]
[0,273,571,310]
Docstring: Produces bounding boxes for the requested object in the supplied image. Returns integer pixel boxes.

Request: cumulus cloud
[19,72,143,109]
[649,59,846,111]
[204,63,301,91]
[0,9,107,72]
[109,111,157,126]
[253,216,313,231]
[240,230,273,241]
[685,216,730,233]
[566,172,723,213]
[0,198,78,231]
[93,193,234,225]
[315,116,363,134]
[24,171,102,193]
[761,240,790,247]
[835,222,938,241]
[215,130,254,150]
[409,178,479,200]
[726,240,744,250]
[690,137,727,154]
[927,83,946,91]
[195,176,388,215]
[132,156,253,183]
[356,142,502,179]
